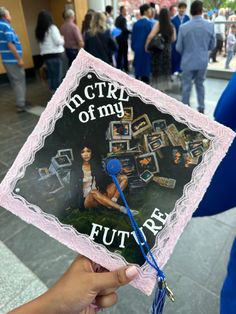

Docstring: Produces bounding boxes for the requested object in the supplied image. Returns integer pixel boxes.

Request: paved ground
[208,53,236,72]
[0,74,235,314]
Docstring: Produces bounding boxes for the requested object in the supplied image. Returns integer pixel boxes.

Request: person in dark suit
[115,6,130,72]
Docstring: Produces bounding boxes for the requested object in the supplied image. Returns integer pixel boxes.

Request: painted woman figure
[70,144,138,215]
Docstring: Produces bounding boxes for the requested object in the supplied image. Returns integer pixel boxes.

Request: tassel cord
[111,174,165,281]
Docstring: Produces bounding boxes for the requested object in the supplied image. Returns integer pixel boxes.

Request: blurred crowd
[0,2,236,114]
[1,4,236,314]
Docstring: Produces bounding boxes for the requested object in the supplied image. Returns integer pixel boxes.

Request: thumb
[92,266,139,292]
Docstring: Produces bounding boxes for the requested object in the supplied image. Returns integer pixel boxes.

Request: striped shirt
[0,18,22,64]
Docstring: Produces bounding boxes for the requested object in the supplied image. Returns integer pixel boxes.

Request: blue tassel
[151,280,167,314]
[152,279,175,314]
[106,160,174,313]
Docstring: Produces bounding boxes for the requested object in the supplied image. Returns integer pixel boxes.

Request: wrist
[38,290,65,314]
[8,292,56,314]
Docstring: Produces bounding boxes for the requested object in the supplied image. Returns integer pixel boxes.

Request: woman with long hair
[70,144,138,215]
[84,12,117,65]
[35,10,64,92]
[81,11,94,36]
[145,8,176,91]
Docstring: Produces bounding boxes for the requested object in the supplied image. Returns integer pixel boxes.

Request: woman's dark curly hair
[75,141,108,192]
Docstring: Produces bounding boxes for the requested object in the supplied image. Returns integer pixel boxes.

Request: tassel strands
[151,279,174,314]
[106,159,174,314]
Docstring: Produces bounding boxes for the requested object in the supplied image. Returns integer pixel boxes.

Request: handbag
[148,33,165,52]
[39,64,47,82]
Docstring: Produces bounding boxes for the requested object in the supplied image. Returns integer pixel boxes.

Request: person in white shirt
[35,10,64,92]
[210,8,226,62]
[105,5,114,29]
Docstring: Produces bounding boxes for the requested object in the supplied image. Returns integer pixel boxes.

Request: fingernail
[125,266,139,279]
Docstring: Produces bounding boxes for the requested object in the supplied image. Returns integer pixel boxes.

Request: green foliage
[61,206,146,265]
[203,0,236,10]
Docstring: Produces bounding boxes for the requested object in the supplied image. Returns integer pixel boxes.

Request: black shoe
[16,101,32,113]
[198,108,204,114]
[17,106,26,113]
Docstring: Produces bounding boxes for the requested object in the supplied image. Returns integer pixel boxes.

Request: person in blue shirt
[194,72,236,314]
[176,1,215,114]
[0,7,27,112]
[131,4,153,84]
[171,2,190,74]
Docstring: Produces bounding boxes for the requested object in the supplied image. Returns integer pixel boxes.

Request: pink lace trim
[0,50,234,295]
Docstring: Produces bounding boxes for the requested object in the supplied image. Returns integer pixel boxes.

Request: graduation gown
[131,18,153,78]
[194,72,236,314]
[171,15,190,73]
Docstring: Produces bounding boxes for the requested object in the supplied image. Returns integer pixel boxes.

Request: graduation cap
[0,50,234,312]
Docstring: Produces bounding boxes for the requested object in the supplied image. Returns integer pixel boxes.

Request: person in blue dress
[194,72,236,314]
[171,2,190,74]
[131,4,153,84]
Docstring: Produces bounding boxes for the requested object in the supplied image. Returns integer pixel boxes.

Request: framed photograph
[190,146,205,158]
[178,128,189,149]
[57,148,74,161]
[38,167,50,178]
[135,152,159,174]
[129,176,147,190]
[128,146,140,151]
[148,139,163,152]
[38,172,64,194]
[187,140,204,151]
[165,123,180,146]
[144,132,164,151]
[51,155,72,171]
[0,50,234,295]
[179,128,203,144]
[122,107,133,121]
[131,114,152,137]
[152,119,167,132]
[113,154,138,177]
[184,153,199,168]
[172,147,185,165]
[106,126,112,140]
[110,121,132,140]
[152,176,176,189]
[140,170,154,183]
[109,140,130,153]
